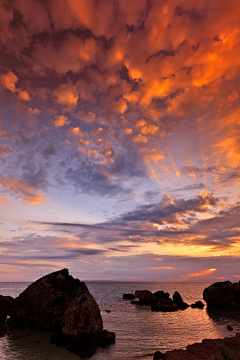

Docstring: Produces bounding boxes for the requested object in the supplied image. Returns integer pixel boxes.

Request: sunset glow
[0,0,240,281]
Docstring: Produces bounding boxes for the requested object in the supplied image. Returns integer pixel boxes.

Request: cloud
[0,144,13,156]
[0,177,46,205]
[54,81,78,106]
[53,115,70,127]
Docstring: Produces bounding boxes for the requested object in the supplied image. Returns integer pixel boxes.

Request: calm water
[0,281,240,360]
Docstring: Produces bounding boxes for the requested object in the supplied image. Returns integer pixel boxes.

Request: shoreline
[154,332,240,359]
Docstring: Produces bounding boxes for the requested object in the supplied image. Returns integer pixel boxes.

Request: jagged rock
[135,290,157,303]
[0,295,14,323]
[203,281,235,307]
[8,269,86,329]
[123,293,135,299]
[151,303,179,312]
[191,301,205,309]
[61,287,103,338]
[172,291,189,310]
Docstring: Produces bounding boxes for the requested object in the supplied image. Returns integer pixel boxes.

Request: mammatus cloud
[0,0,240,280]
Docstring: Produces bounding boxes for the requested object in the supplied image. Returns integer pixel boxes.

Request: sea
[0,281,240,360]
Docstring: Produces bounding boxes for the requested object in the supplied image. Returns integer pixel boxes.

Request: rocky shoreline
[153,332,240,360]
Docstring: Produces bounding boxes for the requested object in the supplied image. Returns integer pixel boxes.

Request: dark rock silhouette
[153,350,165,359]
[203,281,240,307]
[8,268,82,329]
[151,303,179,312]
[3,268,115,355]
[135,290,157,303]
[123,293,135,299]
[0,295,14,323]
[172,291,189,310]
[227,325,233,331]
[191,301,205,309]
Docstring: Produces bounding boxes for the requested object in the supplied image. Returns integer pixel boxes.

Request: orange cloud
[0,71,18,92]
[181,268,217,278]
[0,144,13,156]
[54,115,70,127]
[54,81,78,106]
[0,178,46,205]
[133,134,148,143]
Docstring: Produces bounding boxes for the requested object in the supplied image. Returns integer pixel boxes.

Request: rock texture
[61,287,103,338]
[153,333,240,360]
[203,280,240,307]
[0,295,14,323]
[8,268,82,329]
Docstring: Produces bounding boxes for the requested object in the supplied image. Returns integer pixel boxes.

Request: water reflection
[207,306,240,323]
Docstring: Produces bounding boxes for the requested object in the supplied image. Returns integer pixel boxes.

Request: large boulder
[203,281,235,307]
[8,268,84,329]
[61,287,103,338]
[0,295,14,323]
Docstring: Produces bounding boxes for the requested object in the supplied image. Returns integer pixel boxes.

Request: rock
[151,303,179,312]
[135,290,157,303]
[203,281,235,307]
[153,350,165,359]
[227,325,233,331]
[154,291,170,300]
[172,291,189,310]
[123,293,135,299]
[0,323,7,338]
[0,295,14,323]
[230,301,237,307]
[105,309,111,313]
[61,286,103,338]
[191,301,205,309]
[93,329,116,347]
[8,269,87,329]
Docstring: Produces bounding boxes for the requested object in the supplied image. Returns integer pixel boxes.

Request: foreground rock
[8,268,82,329]
[4,269,115,354]
[153,333,240,359]
[61,286,103,337]
[0,295,14,323]
[203,280,240,307]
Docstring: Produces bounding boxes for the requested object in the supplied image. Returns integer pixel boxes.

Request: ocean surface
[0,281,240,360]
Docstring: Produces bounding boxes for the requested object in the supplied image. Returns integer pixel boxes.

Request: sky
[0,0,240,282]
